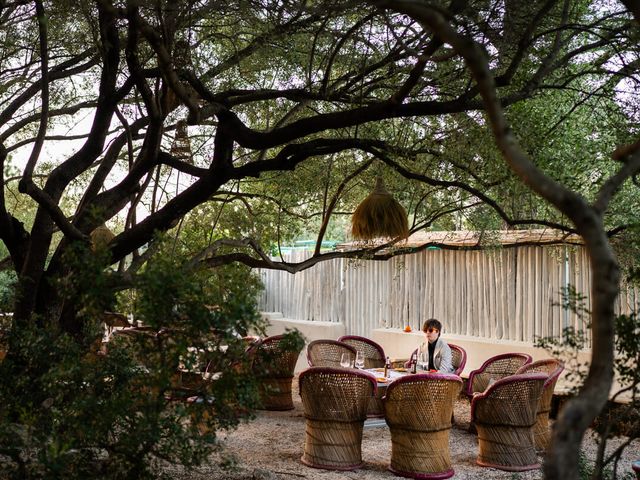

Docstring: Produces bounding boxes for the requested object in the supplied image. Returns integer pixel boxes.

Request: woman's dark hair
[422,318,442,333]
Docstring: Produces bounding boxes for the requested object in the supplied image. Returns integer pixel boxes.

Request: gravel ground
[166,377,640,479]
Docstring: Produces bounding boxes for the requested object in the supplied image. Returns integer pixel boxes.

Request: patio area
[164,375,640,480]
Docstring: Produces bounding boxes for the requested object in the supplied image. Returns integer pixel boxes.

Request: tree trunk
[544,225,618,479]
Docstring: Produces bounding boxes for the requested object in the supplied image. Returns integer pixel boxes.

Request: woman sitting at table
[411,318,454,374]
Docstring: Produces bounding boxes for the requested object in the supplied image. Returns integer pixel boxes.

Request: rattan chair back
[299,367,376,470]
[337,335,385,368]
[383,373,463,479]
[471,372,547,471]
[449,343,467,375]
[251,334,303,410]
[103,312,132,338]
[466,352,532,397]
[306,339,357,367]
[242,335,261,349]
[516,358,565,450]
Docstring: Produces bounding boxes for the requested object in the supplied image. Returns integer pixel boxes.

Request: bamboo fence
[258,236,638,345]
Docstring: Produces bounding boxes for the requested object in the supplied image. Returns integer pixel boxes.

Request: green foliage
[0,2,639,477]
[277,328,307,354]
[0,241,266,478]
[535,285,591,393]
[57,241,120,327]
[577,449,636,480]
[614,312,640,390]
[611,224,640,288]
[0,270,16,312]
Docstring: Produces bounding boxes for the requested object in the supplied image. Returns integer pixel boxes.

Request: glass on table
[416,343,427,371]
[340,352,353,368]
[354,351,365,369]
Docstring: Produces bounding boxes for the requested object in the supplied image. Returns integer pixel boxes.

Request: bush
[0,243,268,479]
[0,269,16,312]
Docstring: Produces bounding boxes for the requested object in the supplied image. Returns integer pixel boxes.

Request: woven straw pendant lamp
[90,224,115,252]
[351,177,409,240]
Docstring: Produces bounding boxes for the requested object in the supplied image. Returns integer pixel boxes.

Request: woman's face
[424,325,440,343]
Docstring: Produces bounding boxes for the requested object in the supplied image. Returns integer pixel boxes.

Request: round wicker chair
[242,335,261,349]
[337,335,386,369]
[515,358,565,451]
[471,372,548,471]
[250,334,304,411]
[449,344,467,376]
[299,367,377,471]
[306,339,357,368]
[102,311,132,338]
[466,352,533,398]
[383,373,463,479]
[337,335,387,417]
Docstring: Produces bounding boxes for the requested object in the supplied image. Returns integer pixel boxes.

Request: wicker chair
[405,343,467,375]
[450,344,467,376]
[337,335,386,368]
[471,372,548,471]
[466,352,533,398]
[242,335,261,349]
[383,373,463,479]
[251,334,303,411]
[337,335,387,417]
[103,311,132,338]
[307,339,357,368]
[515,358,565,451]
[299,367,376,470]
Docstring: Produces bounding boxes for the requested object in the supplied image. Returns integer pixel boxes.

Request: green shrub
[0,270,16,312]
[0,242,267,479]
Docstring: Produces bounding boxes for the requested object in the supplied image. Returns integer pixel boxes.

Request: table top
[365,367,411,385]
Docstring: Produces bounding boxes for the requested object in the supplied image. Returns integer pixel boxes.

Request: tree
[367,1,640,479]
[0,0,638,478]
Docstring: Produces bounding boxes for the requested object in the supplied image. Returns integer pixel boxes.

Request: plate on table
[376,377,389,383]
[371,368,385,373]
[394,367,408,372]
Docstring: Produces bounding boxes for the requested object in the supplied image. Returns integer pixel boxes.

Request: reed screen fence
[258,245,638,344]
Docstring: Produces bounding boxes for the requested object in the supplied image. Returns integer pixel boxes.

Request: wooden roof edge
[337,229,583,249]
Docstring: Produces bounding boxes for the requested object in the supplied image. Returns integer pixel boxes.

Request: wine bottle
[410,352,417,374]
[384,356,391,377]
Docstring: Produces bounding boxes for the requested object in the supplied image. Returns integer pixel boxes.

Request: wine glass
[340,352,353,368]
[417,344,427,371]
[354,351,365,369]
